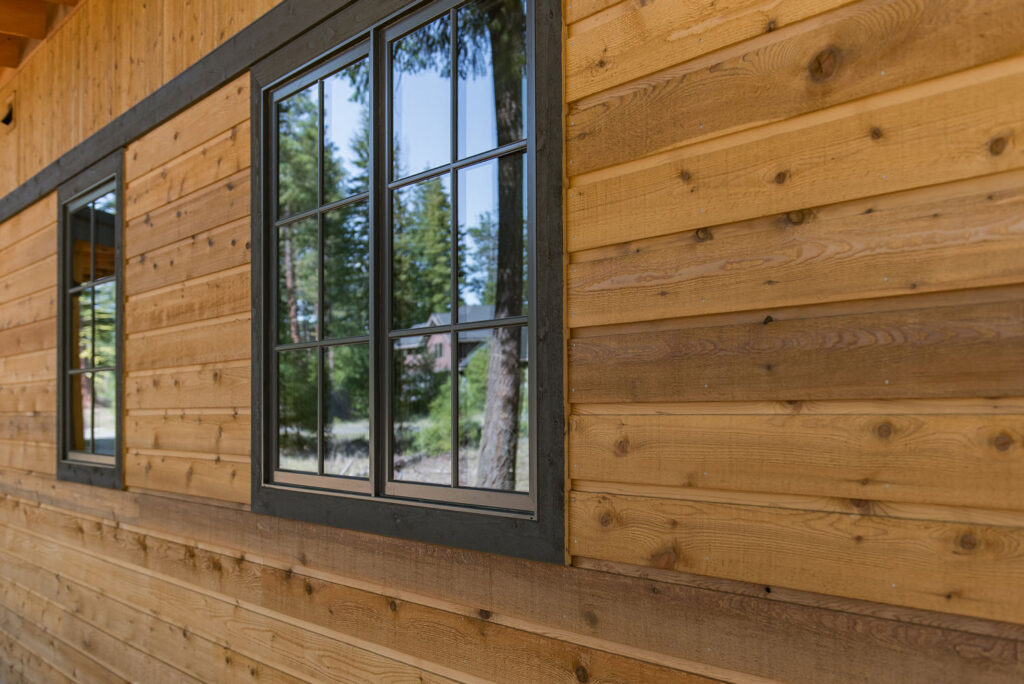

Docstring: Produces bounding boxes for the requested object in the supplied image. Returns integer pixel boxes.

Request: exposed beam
[0,35,19,69]
[0,0,48,40]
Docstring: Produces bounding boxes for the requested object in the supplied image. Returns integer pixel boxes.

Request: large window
[57,151,123,489]
[252,0,562,561]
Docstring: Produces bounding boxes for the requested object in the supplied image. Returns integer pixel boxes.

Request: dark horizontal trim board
[0,0,366,224]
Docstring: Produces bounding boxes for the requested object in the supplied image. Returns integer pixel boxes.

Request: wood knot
[575,665,590,683]
[850,499,871,511]
[388,599,397,612]
[993,433,1013,452]
[876,422,893,439]
[785,209,806,225]
[614,438,629,456]
[765,19,777,32]
[583,609,598,627]
[773,171,789,185]
[304,581,313,595]
[478,609,492,620]
[763,315,774,325]
[694,227,712,242]
[870,127,883,140]
[599,512,613,527]
[958,533,978,551]
[989,137,1008,156]
[680,170,692,182]
[650,548,677,570]
[808,46,841,82]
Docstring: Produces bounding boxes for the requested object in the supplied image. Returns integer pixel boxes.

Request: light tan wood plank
[570,489,1024,624]
[568,57,1024,251]
[571,413,1024,512]
[0,288,57,332]
[569,171,1024,327]
[125,265,249,334]
[124,449,250,504]
[125,120,250,221]
[568,0,1024,172]
[124,170,250,259]
[125,410,249,457]
[125,361,250,410]
[125,313,250,372]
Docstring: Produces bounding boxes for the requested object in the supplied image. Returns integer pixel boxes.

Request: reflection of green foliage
[279,350,317,454]
[327,344,369,420]
[392,177,452,329]
[278,88,319,217]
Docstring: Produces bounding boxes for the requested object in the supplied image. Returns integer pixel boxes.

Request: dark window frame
[56,149,124,489]
[251,0,563,563]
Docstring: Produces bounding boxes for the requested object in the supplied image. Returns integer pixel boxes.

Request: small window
[252,0,563,561]
[57,151,123,488]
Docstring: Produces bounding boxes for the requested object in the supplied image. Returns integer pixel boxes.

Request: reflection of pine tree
[392,177,452,330]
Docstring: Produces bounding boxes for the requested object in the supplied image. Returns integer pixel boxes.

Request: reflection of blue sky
[324,62,368,197]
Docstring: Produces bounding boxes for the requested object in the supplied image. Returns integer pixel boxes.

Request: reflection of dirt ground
[392,438,529,491]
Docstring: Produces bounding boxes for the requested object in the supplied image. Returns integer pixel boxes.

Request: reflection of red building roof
[394,306,528,372]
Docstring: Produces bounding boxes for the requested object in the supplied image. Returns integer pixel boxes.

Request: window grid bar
[274,334,371,353]
[449,6,459,489]
[387,139,527,192]
[88,201,96,450]
[274,191,370,228]
[68,274,115,295]
[317,77,326,478]
[68,366,114,375]
[388,315,528,339]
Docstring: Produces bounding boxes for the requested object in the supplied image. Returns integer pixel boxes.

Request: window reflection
[324,343,371,478]
[392,174,452,330]
[324,59,371,202]
[277,84,320,219]
[392,14,451,178]
[278,348,318,472]
[392,335,452,485]
[277,218,319,344]
[457,0,527,159]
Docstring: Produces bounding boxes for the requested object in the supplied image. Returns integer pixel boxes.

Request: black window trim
[56,149,125,489]
[251,0,564,563]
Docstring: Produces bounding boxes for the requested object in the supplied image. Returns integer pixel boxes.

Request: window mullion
[370,25,386,498]
[449,7,459,489]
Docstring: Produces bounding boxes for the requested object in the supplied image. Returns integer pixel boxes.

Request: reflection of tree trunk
[283,227,299,344]
[476,0,524,490]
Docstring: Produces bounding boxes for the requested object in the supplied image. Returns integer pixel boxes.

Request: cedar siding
[0,0,1021,682]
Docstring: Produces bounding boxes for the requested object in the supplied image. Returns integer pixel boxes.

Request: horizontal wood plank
[0,289,57,333]
[569,171,1024,327]
[125,361,251,410]
[125,411,250,457]
[0,349,54,385]
[0,222,55,279]
[568,56,1024,251]
[124,450,250,504]
[569,490,1024,624]
[0,441,54,475]
[569,298,1024,403]
[125,75,250,181]
[0,195,54,249]
[124,170,250,259]
[568,0,1024,173]
[124,216,251,297]
[567,0,855,102]
[0,255,56,308]
[125,121,250,222]
[571,413,1024,511]
[125,313,250,372]
[125,266,249,334]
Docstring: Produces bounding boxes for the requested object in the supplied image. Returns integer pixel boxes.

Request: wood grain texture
[125,411,250,458]
[0,288,57,333]
[125,313,249,372]
[571,412,1024,511]
[123,170,250,260]
[568,0,1024,173]
[569,490,1024,623]
[125,361,250,411]
[569,171,1024,327]
[124,216,251,297]
[567,0,855,103]
[568,57,1024,251]
[570,297,1024,403]
[125,265,249,334]
[124,450,249,504]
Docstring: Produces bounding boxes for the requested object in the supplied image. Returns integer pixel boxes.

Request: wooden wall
[565,0,1024,626]
[0,0,1022,682]
[0,0,283,199]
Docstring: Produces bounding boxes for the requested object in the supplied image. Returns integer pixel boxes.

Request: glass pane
[93,192,117,280]
[69,204,91,286]
[392,334,451,485]
[93,281,116,368]
[278,348,318,473]
[324,343,370,479]
[324,59,370,203]
[457,0,528,158]
[277,217,319,344]
[324,201,370,338]
[277,83,320,219]
[392,174,452,330]
[458,326,528,491]
[70,373,92,453]
[93,370,117,456]
[392,15,451,178]
[72,290,92,370]
[458,153,527,322]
